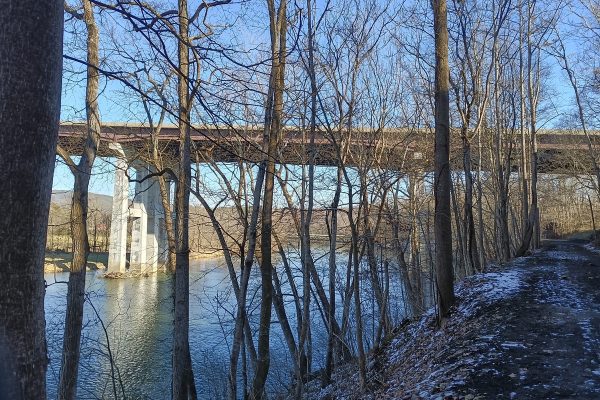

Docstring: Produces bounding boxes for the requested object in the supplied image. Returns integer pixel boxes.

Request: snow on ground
[313,258,531,400]
[533,263,587,311]
[583,243,600,255]
[544,250,588,262]
[455,269,523,318]
[312,242,600,400]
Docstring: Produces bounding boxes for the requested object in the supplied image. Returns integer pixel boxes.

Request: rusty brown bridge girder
[57,122,600,173]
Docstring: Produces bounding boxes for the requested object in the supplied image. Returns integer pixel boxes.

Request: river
[44,253,416,399]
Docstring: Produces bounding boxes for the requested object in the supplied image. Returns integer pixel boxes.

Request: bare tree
[251,0,288,397]
[0,1,63,397]
[172,1,197,398]
[56,2,102,398]
[433,0,455,321]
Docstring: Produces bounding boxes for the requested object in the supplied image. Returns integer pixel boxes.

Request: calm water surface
[44,255,414,399]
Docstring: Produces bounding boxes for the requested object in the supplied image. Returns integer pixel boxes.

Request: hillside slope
[51,190,113,213]
[316,240,600,399]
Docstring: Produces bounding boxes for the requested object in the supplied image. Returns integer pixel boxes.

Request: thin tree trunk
[462,138,481,273]
[58,2,101,398]
[450,174,466,278]
[251,1,286,397]
[408,175,424,311]
[526,6,541,250]
[518,1,530,245]
[589,195,597,241]
[297,0,317,391]
[323,167,342,385]
[172,1,197,398]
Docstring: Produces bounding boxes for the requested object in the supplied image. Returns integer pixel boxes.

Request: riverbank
[44,250,224,274]
[314,240,600,399]
[44,251,108,273]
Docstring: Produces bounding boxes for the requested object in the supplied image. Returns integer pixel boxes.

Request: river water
[44,253,415,399]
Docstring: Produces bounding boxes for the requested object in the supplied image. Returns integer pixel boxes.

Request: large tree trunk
[172,1,197,398]
[0,1,63,397]
[432,0,455,321]
[58,2,101,398]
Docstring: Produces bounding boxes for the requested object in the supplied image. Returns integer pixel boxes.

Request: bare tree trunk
[526,5,541,250]
[158,174,177,271]
[229,166,264,399]
[408,174,424,311]
[462,138,481,273]
[589,195,597,241]
[519,1,530,245]
[251,1,286,397]
[172,2,197,398]
[297,0,317,392]
[390,191,419,316]
[0,1,62,397]
[451,173,467,278]
[271,263,299,366]
[361,174,388,338]
[433,0,454,321]
[323,167,342,385]
[341,170,367,387]
[491,42,511,262]
[58,3,101,398]
[351,225,367,387]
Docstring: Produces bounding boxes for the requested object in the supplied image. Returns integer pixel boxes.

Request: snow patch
[545,250,587,262]
[534,265,587,311]
[457,270,523,317]
[500,341,528,349]
[584,243,600,255]
[579,319,597,354]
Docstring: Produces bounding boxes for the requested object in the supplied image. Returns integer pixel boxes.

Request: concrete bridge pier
[107,145,129,274]
[107,144,168,274]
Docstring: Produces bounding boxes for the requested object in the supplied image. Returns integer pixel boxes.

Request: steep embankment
[317,240,600,399]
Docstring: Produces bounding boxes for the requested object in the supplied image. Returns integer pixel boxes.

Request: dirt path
[317,240,600,399]
[453,240,600,399]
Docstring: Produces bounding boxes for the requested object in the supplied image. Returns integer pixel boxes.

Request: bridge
[57,122,600,274]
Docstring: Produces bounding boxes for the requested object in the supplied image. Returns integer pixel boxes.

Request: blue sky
[53,0,584,197]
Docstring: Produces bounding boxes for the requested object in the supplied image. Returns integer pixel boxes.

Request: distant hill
[51,190,112,214]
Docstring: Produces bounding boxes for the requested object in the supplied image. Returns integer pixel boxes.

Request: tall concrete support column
[129,165,164,273]
[108,154,165,274]
[108,144,129,273]
[130,166,148,273]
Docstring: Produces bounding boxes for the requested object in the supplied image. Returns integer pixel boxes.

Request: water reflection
[45,254,417,399]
